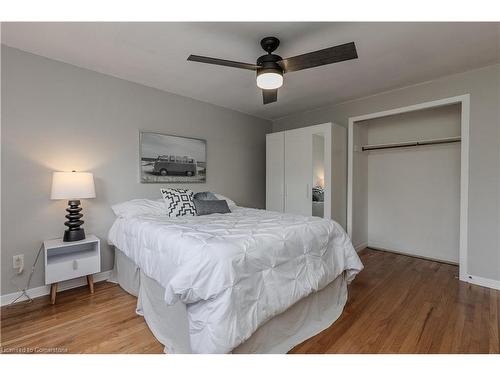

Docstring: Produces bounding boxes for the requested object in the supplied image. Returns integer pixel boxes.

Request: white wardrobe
[266,123,347,228]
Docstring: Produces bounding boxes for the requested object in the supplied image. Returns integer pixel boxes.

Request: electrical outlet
[13,254,24,274]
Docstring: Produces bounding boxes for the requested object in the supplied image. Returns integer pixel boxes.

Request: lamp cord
[9,244,44,305]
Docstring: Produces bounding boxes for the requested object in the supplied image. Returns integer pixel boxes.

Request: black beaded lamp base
[63,227,85,242]
[63,199,86,242]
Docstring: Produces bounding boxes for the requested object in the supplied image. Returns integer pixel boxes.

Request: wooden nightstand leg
[50,283,58,304]
[87,275,94,294]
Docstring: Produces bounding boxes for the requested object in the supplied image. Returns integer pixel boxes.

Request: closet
[266,123,347,228]
[351,104,461,263]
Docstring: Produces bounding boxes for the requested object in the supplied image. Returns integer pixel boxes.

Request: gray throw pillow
[193,191,218,201]
[194,199,231,216]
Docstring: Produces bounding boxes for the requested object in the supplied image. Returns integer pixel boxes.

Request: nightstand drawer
[45,253,100,284]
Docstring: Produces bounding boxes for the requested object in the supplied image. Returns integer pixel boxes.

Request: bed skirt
[110,248,348,354]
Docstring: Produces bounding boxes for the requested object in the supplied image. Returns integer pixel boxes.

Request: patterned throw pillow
[160,188,197,217]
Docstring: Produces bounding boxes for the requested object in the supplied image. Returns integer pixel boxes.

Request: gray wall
[351,119,368,250]
[273,64,500,283]
[1,46,271,295]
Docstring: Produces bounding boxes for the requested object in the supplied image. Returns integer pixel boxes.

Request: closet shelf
[361,136,461,151]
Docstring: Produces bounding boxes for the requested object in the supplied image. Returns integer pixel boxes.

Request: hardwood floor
[290,249,500,353]
[1,248,499,354]
[1,281,163,353]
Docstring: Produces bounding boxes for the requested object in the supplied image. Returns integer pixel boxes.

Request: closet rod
[361,136,461,151]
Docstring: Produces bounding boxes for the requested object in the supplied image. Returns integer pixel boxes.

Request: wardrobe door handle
[306,184,310,198]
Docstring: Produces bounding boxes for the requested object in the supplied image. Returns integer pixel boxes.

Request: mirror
[312,133,325,217]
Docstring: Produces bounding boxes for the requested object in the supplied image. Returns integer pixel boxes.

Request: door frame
[347,94,470,282]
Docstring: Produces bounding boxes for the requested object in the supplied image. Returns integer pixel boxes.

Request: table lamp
[51,171,96,242]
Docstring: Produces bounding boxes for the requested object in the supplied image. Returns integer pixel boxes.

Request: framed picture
[139,131,207,183]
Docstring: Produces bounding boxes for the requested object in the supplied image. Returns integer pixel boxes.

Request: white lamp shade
[256,72,283,90]
[51,171,96,200]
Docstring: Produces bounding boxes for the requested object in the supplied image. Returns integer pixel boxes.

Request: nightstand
[44,235,100,304]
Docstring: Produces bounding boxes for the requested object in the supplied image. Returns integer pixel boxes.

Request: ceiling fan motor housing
[256,53,283,77]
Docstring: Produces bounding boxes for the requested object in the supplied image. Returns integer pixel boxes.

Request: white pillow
[214,194,237,209]
[112,199,166,218]
[161,188,197,217]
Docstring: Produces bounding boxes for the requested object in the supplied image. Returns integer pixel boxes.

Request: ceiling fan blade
[263,89,278,105]
[187,55,259,71]
[278,42,358,73]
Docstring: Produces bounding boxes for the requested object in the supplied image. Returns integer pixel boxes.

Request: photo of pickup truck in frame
[140,131,206,183]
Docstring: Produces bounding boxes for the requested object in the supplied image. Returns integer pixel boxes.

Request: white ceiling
[2,22,499,120]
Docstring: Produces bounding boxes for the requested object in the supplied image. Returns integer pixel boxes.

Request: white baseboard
[464,274,500,291]
[1,270,112,306]
[354,242,368,252]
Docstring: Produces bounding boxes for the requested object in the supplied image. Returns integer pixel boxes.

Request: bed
[107,199,363,354]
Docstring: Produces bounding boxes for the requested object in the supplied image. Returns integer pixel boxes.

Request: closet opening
[347,95,470,281]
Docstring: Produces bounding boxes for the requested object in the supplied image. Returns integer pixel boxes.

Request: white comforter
[108,206,363,353]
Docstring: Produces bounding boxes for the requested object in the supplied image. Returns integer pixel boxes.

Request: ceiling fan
[187,36,358,105]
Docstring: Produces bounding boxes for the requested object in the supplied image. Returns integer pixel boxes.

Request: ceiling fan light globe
[256,72,283,90]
